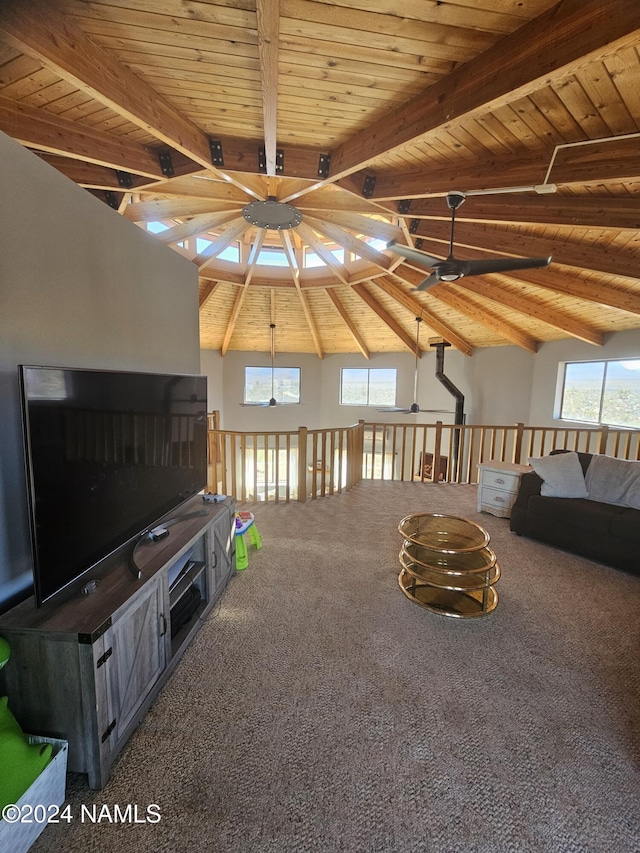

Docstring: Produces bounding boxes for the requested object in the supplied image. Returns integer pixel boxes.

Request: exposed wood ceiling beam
[195,219,250,271]
[411,220,640,282]
[154,211,243,245]
[327,0,640,181]
[351,284,420,355]
[405,195,640,232]
[457,279,604,346]
[256,0,280,177]
[124,198,242,223]
[295,221,350,284]
[394,266,539,352]
[221,287,248,357]
[304,216,392,270]
[244,229,267,287]
[0,1,264,199]
[373,276,473,357]
[198,139,322,181]
[434,288,539,353]
[0,95,165,178]
[353,137,640,201]
[133,176,253,203]
[281,230,324,358]
[308,210,403,244]
[496,267,640,317]
[33,153,151,191]
[199,282,219,309]
[325,289,370,360]
[0,2,211,166]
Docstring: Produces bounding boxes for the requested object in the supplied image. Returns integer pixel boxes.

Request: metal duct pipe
[431,341,465,471]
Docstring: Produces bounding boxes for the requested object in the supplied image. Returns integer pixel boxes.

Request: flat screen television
[19,365,208,607]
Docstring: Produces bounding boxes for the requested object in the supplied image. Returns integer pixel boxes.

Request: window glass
[340,368,396,406]
[601,360,640,427]
[257,248,289,267]
[244,367,301,404]
[304,248,345,268]
[560,359,640,427]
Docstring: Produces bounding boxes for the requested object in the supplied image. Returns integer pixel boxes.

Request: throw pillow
[529,451,589,498]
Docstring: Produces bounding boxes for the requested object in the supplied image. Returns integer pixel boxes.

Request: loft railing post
[514,422,525,464]
[297,426,308,503]
[598,424,609,455]
[433,421,443,484]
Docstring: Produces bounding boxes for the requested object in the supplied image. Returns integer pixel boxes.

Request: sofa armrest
[509,470,543,533]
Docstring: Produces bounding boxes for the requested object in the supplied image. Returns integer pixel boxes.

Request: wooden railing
[207,416,639,503]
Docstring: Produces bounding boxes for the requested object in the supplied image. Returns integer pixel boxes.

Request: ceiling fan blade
[413,271,441,292]
[377,406,411,413]
[462,256,552,277]
[387,241,443,269]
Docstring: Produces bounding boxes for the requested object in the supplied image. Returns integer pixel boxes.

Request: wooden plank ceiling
[1,0,640,356]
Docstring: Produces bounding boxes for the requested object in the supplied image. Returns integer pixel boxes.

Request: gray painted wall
[202,332,640,433]
[0,132,199,609]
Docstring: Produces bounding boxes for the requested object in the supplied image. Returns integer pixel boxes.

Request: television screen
[19,365,208,607]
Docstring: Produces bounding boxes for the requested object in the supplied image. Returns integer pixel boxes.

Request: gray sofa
[510,451,640,575]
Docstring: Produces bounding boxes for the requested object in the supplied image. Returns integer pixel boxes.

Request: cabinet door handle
[495,478,505,484]
[160,613,167,636]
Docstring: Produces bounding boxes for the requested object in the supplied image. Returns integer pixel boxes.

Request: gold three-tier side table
[397,513,500,618]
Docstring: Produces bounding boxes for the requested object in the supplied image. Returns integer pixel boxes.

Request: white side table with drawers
[477,461,532,518]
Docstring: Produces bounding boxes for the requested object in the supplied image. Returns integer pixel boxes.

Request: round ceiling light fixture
[242,197,303,230]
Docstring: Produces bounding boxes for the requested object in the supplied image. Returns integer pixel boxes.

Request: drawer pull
[495,478,505,484]
[494,496,505,503]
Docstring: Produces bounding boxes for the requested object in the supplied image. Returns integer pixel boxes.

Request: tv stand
[0,496,236,789]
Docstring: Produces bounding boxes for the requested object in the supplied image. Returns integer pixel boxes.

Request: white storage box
[0,735,68,853]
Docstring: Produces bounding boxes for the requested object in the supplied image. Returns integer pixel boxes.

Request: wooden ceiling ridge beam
[374,276,473,357]
[350,284,421,355]
[325,0,640,182]
[0,94,164,178]
[325,289,370,360]
[256,0,280,177]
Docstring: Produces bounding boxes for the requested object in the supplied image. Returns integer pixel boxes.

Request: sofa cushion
[529,451,589,498]
[527,494,627,534]
[585,454,640,509]
[610,510,640,545]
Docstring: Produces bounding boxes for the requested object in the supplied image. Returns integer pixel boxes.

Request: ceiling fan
[241,322,278,407]
[387,192,552,292]
[378,316,454,415]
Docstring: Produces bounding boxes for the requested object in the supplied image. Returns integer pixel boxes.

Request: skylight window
[257,248,289,267]
[304,247,345,268]
[196,239,239,262]
[147,221,169,233]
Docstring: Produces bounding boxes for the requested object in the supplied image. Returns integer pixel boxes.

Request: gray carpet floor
[31,482,640,853]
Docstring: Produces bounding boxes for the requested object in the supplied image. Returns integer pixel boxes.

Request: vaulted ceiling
[1,0,640,357]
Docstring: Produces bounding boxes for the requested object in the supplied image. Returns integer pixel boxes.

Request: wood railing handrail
[207,419,639,504]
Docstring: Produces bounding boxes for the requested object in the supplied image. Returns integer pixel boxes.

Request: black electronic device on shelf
[19,365,208,607]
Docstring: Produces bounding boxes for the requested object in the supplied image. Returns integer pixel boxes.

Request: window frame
[339,367,398,407]
[243,366,301,405]
[558,357,640,428]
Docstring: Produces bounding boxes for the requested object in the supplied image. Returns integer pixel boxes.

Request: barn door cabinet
[0,497,235,789]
